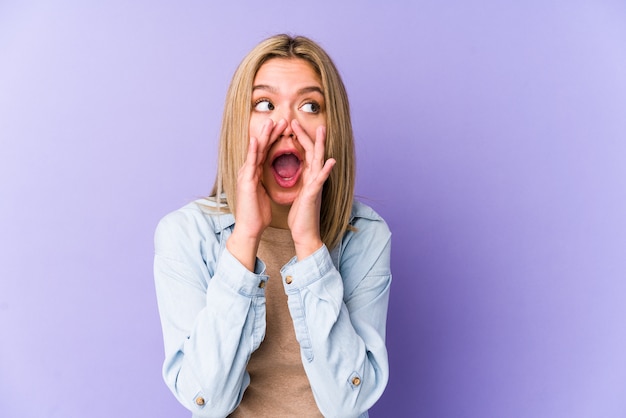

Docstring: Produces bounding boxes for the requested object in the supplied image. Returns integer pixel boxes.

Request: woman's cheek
[248,115,264,138]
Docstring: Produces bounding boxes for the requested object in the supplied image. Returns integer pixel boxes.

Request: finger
[312,125,327,168]
[299,124,326,173]
[291,120,316,158]
[269,118,289,144]
[255,119,275,158]
[259,118,288,162]
[240,136,259,179]
[302,157,335,199]
[318,157,336,183]
[311,157,335,188]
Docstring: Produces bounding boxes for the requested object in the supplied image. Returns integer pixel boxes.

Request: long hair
[210,34,355,250]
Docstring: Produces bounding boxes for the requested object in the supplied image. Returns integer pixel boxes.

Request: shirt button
[195,396,205,406]
[285,276,293,284]
[352,377,361,386]
[258,280,266,289]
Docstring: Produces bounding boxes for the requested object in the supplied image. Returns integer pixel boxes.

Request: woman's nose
[279,120,295,138]
[275,109,297,138]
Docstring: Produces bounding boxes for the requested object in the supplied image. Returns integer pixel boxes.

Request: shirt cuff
[280,244,334,291]
[214,247,269,297]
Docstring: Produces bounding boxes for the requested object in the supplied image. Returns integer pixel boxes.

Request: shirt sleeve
[153,209,268,418]
[279,216,392,418]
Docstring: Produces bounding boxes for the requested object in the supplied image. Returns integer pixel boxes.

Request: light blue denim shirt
[154,198,392,418]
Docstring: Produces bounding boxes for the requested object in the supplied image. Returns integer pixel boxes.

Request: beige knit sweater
[229,227,323,418]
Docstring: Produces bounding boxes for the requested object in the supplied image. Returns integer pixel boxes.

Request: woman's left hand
[288,120,336,260]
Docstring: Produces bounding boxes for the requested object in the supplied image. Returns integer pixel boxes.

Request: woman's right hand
[226,118,286,271]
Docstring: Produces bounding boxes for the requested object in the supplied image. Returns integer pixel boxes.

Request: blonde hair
[210,34,355,250]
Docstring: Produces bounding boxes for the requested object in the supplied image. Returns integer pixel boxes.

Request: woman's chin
[269,194,296,207]
[263,173,302,208]
[268,188,299,208]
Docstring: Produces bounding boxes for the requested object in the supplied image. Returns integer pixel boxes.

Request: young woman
[154,34,392,418]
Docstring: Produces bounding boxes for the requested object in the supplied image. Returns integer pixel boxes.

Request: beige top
[229,227,323,418]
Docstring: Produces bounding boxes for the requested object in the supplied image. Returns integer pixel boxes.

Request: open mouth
[273,153,300,179]
[271,152,302,187]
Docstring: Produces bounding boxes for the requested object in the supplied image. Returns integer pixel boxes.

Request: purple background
[1,1,625,417]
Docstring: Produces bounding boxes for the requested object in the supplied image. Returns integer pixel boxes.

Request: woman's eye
[254,100,274,112]
[301,102,320,113]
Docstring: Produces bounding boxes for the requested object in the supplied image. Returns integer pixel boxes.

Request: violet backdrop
[1,1,625,417]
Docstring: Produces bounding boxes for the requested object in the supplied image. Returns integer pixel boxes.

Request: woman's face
[249,58,326,207]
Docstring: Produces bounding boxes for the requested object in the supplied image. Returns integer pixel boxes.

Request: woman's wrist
[227,228,262,272]
[294,238,324,261]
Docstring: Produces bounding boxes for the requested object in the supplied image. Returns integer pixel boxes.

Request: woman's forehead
[254,58,321,87]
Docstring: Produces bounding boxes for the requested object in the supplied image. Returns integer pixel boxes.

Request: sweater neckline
[260,226,294,246]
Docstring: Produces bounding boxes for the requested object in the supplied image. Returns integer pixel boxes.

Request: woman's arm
[281,212,392,418]
[154,208,268,418]
[154,119,287,416]
[283,120,392,417]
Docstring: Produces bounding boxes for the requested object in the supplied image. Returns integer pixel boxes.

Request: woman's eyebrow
[252,85,324,96]
[298,86,324,96]
[252,84,277,93]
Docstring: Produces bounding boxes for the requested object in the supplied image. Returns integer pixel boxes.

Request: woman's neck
[269,201,290,229]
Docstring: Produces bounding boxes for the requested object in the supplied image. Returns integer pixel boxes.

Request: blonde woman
[154,34,392,418]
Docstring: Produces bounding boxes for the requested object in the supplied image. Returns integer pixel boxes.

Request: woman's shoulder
[349,200,390,236]
[351,200,385,222]
[155,197,235,246]
[340,200,391,258]
[335,200,391,293]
